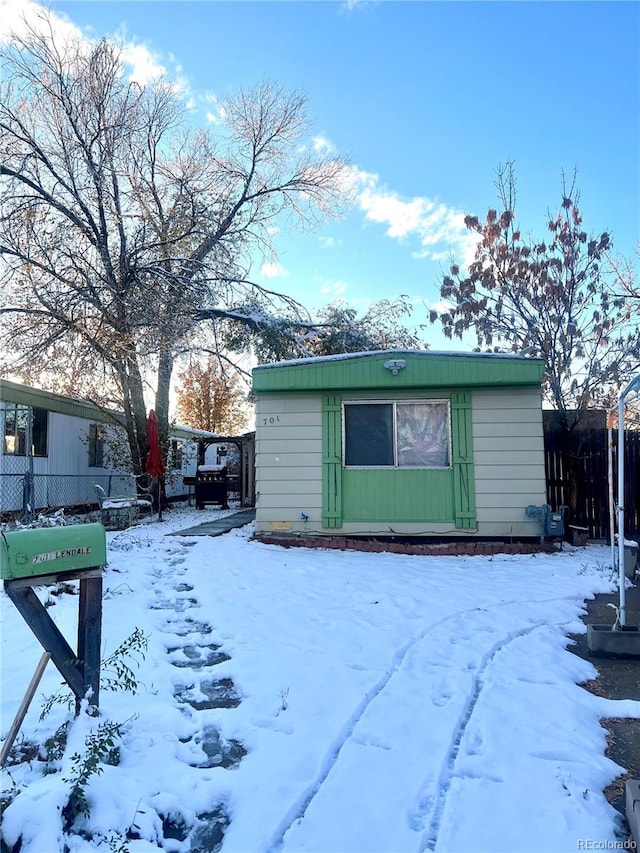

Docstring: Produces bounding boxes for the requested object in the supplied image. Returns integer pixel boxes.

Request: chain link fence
[0,470,141,526]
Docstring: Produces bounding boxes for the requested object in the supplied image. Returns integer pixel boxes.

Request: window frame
[88,423,106,468]
[3,404,27,456]
[2,404,48,457]
[32,407,48,457]
[342,399,452,470]
[169,439,184,471]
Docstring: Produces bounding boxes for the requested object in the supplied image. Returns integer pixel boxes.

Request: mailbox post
[1,523,107,715]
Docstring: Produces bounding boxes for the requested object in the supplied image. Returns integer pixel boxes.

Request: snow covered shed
[252,350,549,541]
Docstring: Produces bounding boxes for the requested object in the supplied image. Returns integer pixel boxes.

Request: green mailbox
[0,523,107,580]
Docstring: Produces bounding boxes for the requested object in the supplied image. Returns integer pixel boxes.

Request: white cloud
[312,135,336,153]
[359,189,429,239]
[0,0,83,46]
[319,236,342,249]
[168,53,182,74]
[260,261,289,279]
[121,41,166,86]
[351,170,479,268]
[340,0,373,12]
[431,299,456,314]
[203,92,227,124]
[0,1,174,89]
[424,249,453,262]
[320,280,348,297]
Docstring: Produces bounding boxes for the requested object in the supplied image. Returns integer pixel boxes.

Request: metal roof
[253,350,545,393]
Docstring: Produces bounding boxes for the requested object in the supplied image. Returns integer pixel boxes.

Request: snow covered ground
[1,506,639,853]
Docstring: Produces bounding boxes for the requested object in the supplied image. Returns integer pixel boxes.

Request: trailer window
[3,405,27,455]
[32,408,48,456]
[169,439,184,470]
[88,424,106,467]
[2,405,47,456]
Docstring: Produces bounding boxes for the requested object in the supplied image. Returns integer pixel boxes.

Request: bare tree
[606,246,639,311]
[0,11,350,476]
[431,162,640,430]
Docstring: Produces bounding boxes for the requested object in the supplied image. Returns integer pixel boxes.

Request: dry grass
[601,717,639,812]
[579,677,606,697]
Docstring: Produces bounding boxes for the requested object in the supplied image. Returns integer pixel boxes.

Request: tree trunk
[155,349,173,455]
[154,348,174,508]
[117,354,149,479]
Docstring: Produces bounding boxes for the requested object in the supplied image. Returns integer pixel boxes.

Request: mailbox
[0,523,107,581]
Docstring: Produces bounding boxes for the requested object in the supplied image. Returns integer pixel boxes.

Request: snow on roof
[253,349,545,371]
[171,424,221,439]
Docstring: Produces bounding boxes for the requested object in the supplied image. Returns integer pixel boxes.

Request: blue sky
[4,0,639,349]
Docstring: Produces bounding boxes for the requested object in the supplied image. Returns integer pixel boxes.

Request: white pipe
[615,376,640,630]
[617,395,626,627]
[607,414,616,578]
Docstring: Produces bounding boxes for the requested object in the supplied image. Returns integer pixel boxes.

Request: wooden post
[4,567,103,715]
[5,584,86,700]
[77,575,103,713]
[0,652,51,768]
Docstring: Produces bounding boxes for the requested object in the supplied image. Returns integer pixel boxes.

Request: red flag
[145,410,165,478]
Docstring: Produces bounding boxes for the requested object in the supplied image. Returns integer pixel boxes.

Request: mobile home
[0,379,216,516]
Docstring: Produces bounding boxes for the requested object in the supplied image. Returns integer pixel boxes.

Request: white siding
[0,408,118,511]
[255,394,323,532]
[1,410,194,512]
[48,413,91,474]
[472,389,547,537]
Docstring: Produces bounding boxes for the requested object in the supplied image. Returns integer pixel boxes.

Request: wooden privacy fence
[544,420,640,540]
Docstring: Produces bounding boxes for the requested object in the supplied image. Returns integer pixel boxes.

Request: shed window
[344,400,450,468]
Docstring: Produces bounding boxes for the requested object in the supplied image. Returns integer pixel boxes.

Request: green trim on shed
[322,396,342,528]
[254,351,545,394]
[451,392,476,529]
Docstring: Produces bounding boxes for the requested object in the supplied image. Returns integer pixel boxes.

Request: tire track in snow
[416,621,551,852]
[265,594,583,853]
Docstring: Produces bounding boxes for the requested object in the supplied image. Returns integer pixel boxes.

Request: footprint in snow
[464,727,485,756]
